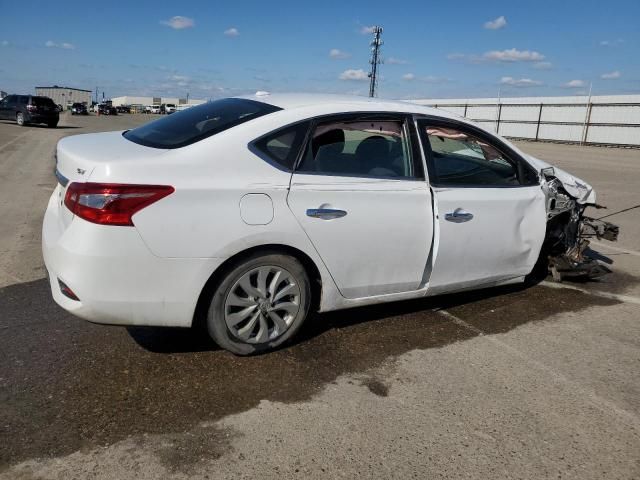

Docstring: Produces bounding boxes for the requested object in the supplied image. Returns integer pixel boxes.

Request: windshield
[123,98,281,149]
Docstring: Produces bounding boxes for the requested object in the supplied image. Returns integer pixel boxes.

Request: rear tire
[207,253,311,355]
[16,113,25,126]
[47,120,58,128]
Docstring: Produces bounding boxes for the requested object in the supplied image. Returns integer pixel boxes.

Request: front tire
[207,253,311,355]
[47,120,58,128]
[16,113,25,126]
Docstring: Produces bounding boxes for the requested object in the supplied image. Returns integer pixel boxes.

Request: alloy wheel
[224,265,301,344]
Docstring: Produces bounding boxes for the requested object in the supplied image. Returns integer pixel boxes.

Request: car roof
[235,92,458,119]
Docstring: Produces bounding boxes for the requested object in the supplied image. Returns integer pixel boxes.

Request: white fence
[412,95,640,147]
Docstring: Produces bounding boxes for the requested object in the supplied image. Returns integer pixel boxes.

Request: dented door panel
[428,186,547,293]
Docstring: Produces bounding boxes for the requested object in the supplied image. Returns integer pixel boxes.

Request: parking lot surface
[0,113,639,479]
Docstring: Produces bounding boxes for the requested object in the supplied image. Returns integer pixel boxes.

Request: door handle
[306,208,347,220]
[445,208,474,223]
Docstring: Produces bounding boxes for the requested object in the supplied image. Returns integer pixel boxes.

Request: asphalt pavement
[0,113,638,479]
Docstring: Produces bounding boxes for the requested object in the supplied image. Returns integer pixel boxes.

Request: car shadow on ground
[125,249,626,356]
[0,121,81,129]
[0,256,630,469]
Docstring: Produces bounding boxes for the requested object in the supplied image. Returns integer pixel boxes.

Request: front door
[287,114,434,299]
[416,119,547,294]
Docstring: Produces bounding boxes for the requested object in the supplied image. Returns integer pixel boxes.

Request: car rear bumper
[42,187,223,327]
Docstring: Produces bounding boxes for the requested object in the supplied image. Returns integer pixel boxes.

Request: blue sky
[1,0,638,100]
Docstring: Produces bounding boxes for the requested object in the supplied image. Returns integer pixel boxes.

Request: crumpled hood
[525,154,596,204]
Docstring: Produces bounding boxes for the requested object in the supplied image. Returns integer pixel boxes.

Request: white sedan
[42,94,618,354]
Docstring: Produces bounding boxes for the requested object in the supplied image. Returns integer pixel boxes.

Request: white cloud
[448,48,545,64]
[533,61,552,70]
[1,40,9,47]
[484,16,507,30]
[500,76,543,87]
[45,40,75,49]
[160,16,195,29]
[483,48,544,62]
[386,57,408,65]
[329,48,350,59]
[600,38,624,47]
[601,70,621,79]
[339,69,369,81]
[224,27,239,37]
[563,79,585,88]
[360,25,376,34]
[402,74,450,83]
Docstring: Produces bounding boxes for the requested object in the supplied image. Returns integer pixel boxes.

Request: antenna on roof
[368,26,383,98]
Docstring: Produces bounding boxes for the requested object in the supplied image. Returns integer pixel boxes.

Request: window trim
[292,112,426,181]
[415,115,539,188]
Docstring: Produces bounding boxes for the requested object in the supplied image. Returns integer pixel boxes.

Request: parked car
[160,103,176,114]
[43,94,619,355]
[116,105,131,114]
[146,105,161,114]
[0,94,59,127]
[71,103,88,115]
[97,104,117,115]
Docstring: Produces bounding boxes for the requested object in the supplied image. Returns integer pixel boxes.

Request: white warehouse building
[111,96,206,107]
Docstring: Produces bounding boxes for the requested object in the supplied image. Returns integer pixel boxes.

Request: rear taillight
[64,183,174,226]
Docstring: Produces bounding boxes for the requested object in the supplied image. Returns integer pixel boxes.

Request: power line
[368,26,383,98]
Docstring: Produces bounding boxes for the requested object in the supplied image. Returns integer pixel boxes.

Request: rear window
[123,98,281,149]
[32,96,55,106]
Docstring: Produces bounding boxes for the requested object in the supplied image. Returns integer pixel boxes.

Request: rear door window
[296,117,419,179]
[123,98,281,149]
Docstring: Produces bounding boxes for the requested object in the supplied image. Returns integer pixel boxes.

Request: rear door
[287,114,434,299]
[416,118,546,294]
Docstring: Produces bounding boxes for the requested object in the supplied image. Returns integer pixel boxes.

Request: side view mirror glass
[541,167,555,179]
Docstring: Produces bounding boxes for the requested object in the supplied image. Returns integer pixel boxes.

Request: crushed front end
[541,175,619,281]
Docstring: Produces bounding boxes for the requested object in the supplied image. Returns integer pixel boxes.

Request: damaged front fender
[534,160,619,282]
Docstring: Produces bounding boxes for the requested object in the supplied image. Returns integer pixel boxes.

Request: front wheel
[207,253,311,355]
[16,113,25,126]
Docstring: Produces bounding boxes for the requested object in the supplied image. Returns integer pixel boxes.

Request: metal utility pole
[368,26,383,98]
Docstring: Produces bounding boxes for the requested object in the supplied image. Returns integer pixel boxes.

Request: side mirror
[541,167,555,180]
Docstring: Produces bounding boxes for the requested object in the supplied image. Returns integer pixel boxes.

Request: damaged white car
[42,94,618,354]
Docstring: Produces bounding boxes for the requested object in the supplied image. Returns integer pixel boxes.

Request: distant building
[35,86,92,109]
[111,96,206,108]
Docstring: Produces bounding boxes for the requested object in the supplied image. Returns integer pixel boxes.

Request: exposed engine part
[542,180,619,282]
[543,178,575,219]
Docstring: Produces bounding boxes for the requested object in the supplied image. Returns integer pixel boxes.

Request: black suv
[71,102,88,115]
[98,104,118,115]
[0,95,59,127]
